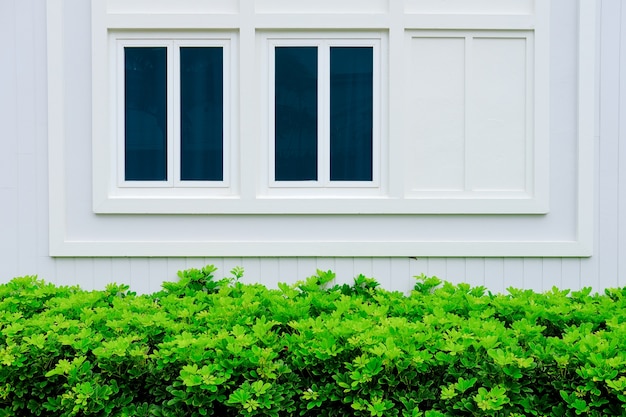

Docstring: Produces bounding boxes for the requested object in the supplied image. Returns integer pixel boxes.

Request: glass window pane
[124,47,167,181]
[180,47,223,181]
[275,47,318,181]
[330,47,373,181]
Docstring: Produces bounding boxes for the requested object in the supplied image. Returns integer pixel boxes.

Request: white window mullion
[319,42,330,185]
[166,42,176,187]
[268,42,278,184]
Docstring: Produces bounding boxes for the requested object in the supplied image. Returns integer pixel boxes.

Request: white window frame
[117,38,231,189]
[265,35,383,195]
[93,30,239,211]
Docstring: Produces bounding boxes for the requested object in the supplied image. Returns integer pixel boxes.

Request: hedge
[1,265,626,416]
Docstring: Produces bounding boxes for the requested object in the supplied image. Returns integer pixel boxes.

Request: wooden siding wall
[0,0,624,293]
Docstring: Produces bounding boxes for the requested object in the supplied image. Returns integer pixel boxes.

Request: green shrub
[0,267,626,416]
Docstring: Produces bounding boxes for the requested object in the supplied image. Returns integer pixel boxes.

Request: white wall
[0,0,623,294]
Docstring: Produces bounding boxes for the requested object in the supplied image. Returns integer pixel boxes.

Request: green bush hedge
[1,265,626,416]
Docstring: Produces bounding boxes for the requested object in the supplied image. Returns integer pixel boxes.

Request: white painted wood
[408,36,466,191]
[619,0,626,289]
[597,0,621,290]
[502,258,524,292]
[468,37,528,191]
[5,0,626,295]
[483,258,505,294]
[521,258,543,292]
[404,0,533,15]
[541,258,563,291]
[0,190,19,281]
[255,0,388,14]
[106,0,239,14]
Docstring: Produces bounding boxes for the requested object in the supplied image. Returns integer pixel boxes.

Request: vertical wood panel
[484,258,505,293]
[296,257,318,281]
[92,258,113,290]
[129,259,151,294]
[465,258,485,287]
[0,190,19,281]
[15,0,37,155]
[110,258,132,287]
[389,258,411,293]
[17,154,38,276]
[409,257,429,281]
[0,0,18,189]
[371,258,392,288]
[427,258,448,280]
[503,258,524,291]
[541,259,563,290]
[561,259,582,291]
[522,258,542,292]
[73,258,95,290]
[598,0,621,289]
[259,258,280,289]
[147,258,168,293]
[333,258,356,286]
[618,0,626,288]
[445,258,467,284]
[55,258,77,287]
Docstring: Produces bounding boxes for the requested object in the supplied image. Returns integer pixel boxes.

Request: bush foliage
[1,266,626,416]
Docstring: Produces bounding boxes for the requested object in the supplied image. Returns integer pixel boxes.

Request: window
[262,34,384,197]
[118,38,229,188]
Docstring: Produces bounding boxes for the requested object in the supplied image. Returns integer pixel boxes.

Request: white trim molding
[47,0,596,257]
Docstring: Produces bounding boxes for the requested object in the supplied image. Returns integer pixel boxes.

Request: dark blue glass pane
[330,47,373,181]
[275,47,318,181]
[124,47,167,181]
[180,47,223,181]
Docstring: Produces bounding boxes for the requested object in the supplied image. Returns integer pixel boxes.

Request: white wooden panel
[445,258,466,284]
[238,258,261,285]
[55,258,77,287]
[408,37,466,191]
[372,258,392,289]
[332,258,356,286]
[147,259,168,294]
[107,0,238,14]
[408,258,429,283]
[464,258,485,288]
[73,259,95,291]
[541,259,562,290]
[427,258,448,280]
[619,0,626,289]
[404,0,533,15]
[502,258,524,291]
[390,258,411,293]
[110,258,132,286]
[561,259,581,291]
[17,154,38,274]
[0,190,19,281]
[92,258,113,290]
[255,0,388,14]
[15,0,37,156]
[353,258,374,279]
[468,37,528,191]
[598,0,621,290]
[259,258,280,289]
[0,0,18,189]
[484,258,504,293]
[521,258,542,292]
[129,259,151,294]
[36,256,58,284]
